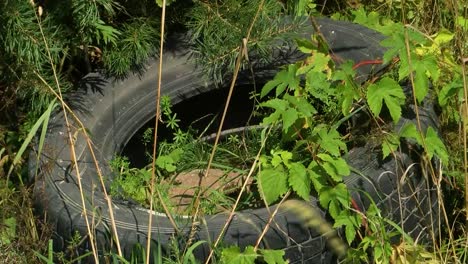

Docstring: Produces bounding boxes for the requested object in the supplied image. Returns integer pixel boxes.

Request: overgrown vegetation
[1,0,467,263]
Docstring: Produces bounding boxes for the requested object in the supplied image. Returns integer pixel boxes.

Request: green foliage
[187,0,306,83]
[0,217,16,245]
[220,246,286,264]
[366,77,405,123]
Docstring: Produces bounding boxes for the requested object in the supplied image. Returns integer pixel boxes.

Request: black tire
[31,17,438,263]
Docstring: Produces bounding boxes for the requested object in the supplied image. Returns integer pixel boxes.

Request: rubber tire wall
[32,17,439,263]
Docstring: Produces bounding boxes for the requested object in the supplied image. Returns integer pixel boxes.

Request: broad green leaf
[457,16,468,30]
[438,78,463,106]
[155,155,176,172]
[366,77,405,123]
[297,52,330,76]
[284,94,317,117]
[289,163,311,200]
[413,55,439,103]
[308,161,326,191]
[433,30,454,46]
[259,249,286,264]
[314,126,347,157]
[258,168,288,204]
[261,64,300,97]
[413,64,429,103]
[261,78,283,98]
[317,154,350,181]
[382,132,400,159]
[282,108,298,131]
[425,127,449,164]
[333,211,360,245]
[399,123,422,145]
[271,150,293,168]
[319,183,349,218]
[262,98,288,111]
[221,246,258,264]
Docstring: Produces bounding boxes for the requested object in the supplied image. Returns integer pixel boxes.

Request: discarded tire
[31,17,439,263]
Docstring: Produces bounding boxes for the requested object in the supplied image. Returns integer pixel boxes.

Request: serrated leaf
[438,79,463,106]
[414,64,429,103]
[319,183,350,219]
[271,150,293,168]
[221,246,258,264]
[155,155,176,172]
[284,94,317,117]
[259,168,289,204]
[297,52,330,76]
[261,79,283,98]
[262,98,288,111]
[317,154,350,181]
[366,77,405,123]
[314,126,347,157]
[282,108,298,131]
[259,249,286,264]
[382,132,400,159]
[399,123,422,145]
[289,163,311,200]
[425,127,449,164]
[308,161,326,191]
[333,212,360,245]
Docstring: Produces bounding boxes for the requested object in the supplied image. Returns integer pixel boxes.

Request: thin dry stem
[33,6,101,262]
[146,1,181,263]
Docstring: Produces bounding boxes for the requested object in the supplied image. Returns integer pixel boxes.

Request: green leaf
[412,55,439,103]
[313,126,347,157]
[289,163,311,200]
[439,79,463,106]
[317,154,350,181]
[282,108,299,131]
[261,78,283,98]
[425,127,449,164]
[319,183,350,218]
[382,132,400,159]
[456,16,468,30]
[271,150,293,168]
[1,217,16,245]
[399,123,422,145]
[258,168,289,204]
[8,100,57,178]
[283,94,317,117]
[297,52,330,76]
[183,241,207,264]
[94,20,121,45]
[261,64,300,97]
[295,38,317,54]
[259,249,286,264]
[333,211,360,245]
[155,155,176,172]
[221,246,258,264]
[366,77,405,123]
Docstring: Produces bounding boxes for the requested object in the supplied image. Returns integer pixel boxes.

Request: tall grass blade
[7,100,57,180]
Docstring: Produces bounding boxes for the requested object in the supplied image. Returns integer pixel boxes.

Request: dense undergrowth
[1,0,467,263]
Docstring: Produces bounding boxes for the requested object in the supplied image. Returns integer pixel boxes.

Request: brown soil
[164,168,250,214]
